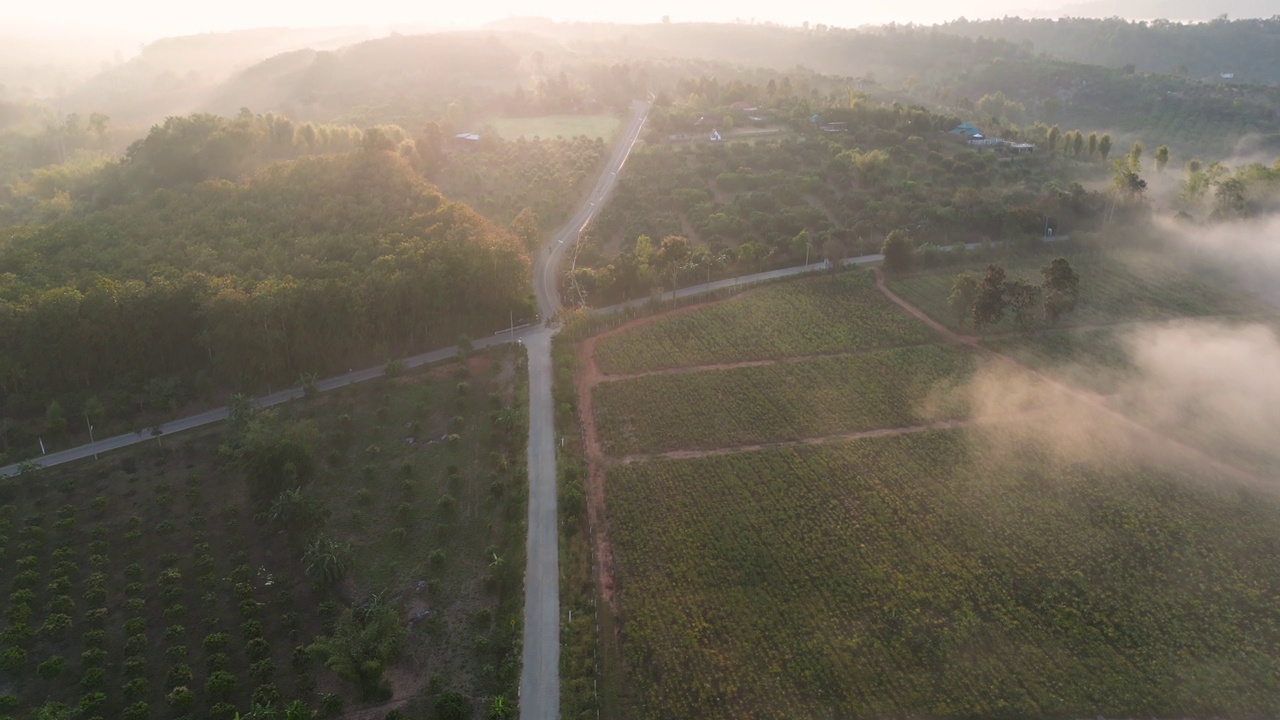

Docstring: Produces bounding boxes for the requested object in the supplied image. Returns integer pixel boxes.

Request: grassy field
[888,250,1277,333]
[0,349,526,719]
[582,248,1280,720]
[592,346,973,456]
[591,271,938,375]
[608,432,1280,719]
[485,114,621,141]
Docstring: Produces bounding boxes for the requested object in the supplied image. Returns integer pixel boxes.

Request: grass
[592,346,973,456]
[607,432,1280,719]
[888,250,1278,333]
[484,114,621,142]
[0,347,526,719]
[591,270,938,375]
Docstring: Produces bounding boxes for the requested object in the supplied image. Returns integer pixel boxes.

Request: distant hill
[933,17,1280,84]
[58,26,378,132]
[1053,0,1280,21]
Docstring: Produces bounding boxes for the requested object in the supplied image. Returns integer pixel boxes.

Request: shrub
[166,686,194,712]
[206,670,235,699]
[124,617,146,636]
[123,677,150,698]
[164,604,186,621]
[122,701,150,720]
[81,667,105,689]
[83,608,107,628]
[124,563,143,580]
[48,595,75,614]
[36,655,66,679]
[165,644,188,660]
[123,598,145,615]
[163,624,185,641]
[435,691,471,720]
[125,582,145,596]
[81,629,106,647]
[249,658,275,683]
[209,702,237,720]
[391,527,408,542]
[0,647,25,671]
[252,682,280,706]
[40,613,72,637]
[239,599,262,618]
[167,663,193,687]
[80,648,107,667]
[241,619,263,638]
[1,622,31,643]
[206,652,230,672]
[203,632,230,651]
[124,634,147,653]
[245,636,270,660]
[83,586,107,604]
[78,692,106,714]
[355,487,373,504]
[5,604,30,623]
[124,655,147,677]
[8,589,33,605]
[321,693,343,716]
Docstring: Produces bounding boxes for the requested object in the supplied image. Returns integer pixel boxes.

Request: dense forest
[0,112,531,457]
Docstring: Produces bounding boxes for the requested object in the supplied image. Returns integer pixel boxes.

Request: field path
[618,419,972,463]
[870,267,1271,486]
[598,341,942,382]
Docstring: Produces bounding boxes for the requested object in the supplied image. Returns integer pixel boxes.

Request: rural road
[519,98,650,720]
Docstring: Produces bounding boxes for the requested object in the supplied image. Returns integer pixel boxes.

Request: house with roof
[949,122,985,139]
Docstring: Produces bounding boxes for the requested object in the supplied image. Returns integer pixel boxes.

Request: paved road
[519,99,650,720]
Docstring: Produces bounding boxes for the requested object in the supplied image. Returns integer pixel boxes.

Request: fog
[932,215,1280,486]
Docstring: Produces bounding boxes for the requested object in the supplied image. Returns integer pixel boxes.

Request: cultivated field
[0,350,526,719]
[591,271,939,375]
[573,257,1280,720]
[485,114,621,142]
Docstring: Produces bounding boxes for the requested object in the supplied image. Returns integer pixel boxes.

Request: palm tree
[303,536,351,587]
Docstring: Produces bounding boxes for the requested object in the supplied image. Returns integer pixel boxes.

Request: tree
[1004,277,1042,331]
[303,536,351,587]
[270,488,329,543]
[509,207,539,251]
[1046,125,1060,154]
[1154,144,1170,173]
[948,273,978,328]
[653,235,691,288]
[1087,131,1098,158]
[880,229,914,275]
[435,692,471,720]
[284,700,314,720]
[1186,158,1202,176]
[971,264,1007,329]
[488,694,513,719]
[1128,140,1143,169]
[1098,133,1113,161]
[1041,257,1080,324]
[45,400,67,439]
[309,602,405,700]
[1071,131,1084,157]
[206,670,236,699]
[83,396,105,432]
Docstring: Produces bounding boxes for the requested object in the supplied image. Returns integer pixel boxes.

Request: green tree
[654,235,691,288]
[509,207,539,251]
[1046,125,1060,154]
[45,400,67,440]
[880,229,914,275]
[303,536,351,587]
[284,700,314,720]
[82,396,105,432]
[1004,277,1042,331]
[435,691,471,720]
[308,602,405,700]
[1154,144,1170,173]
[1098,133,1113,161]
[1041,257,1080,324]
[1128,140,1143,169]
[206,669,236,700]
[1071,130,1084,157]
[948,272,979,328]
[1087,131,1098,158]
[971,264,1007,329]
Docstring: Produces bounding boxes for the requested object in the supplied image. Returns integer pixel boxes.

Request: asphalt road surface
[519,99,650,720]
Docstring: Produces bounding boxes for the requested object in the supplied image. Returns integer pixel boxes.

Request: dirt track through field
[870,267,1271,487]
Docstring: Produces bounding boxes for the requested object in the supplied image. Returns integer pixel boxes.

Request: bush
[124,634,147,653]
[163,624,184,641]
[245,636,271,660]
[81,648,106,667]
[124,617,146,636]
[82,629,106,647]
[321,693,343,716]
[81,667,105,689]
[252,682,280,706]
[164,604,186,620]
[203,632,230,652]
[35,653,64,676]
[123,677,150,699]
[435,691,471,720]
[123,598,145,615]
[206,670,235,699]
[165,644,188,660]
[0,647,24,671]
[40,613,72,638]
[206,652,230,672]
[124,655,147,678]
[121,701,150,720]
[166,686,194,711]
[249,658,275,683]
[241,619,263,638]
[78,692,106,714]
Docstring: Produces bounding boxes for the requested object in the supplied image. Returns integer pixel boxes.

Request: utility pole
[85,414,97,460]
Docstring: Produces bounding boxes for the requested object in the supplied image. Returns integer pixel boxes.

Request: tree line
[947,258,1081,331]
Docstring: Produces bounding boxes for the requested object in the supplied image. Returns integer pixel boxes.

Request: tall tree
[972,264,1007,329]
[1098,133,1113,161]
[948,272,978,328]
[1087,131,1098,158]
[1046,125,1060,154]
[1004,277,1042,331]
[509,207,540,251]
[1154,144,1170,174]
[1128,141,1144,169]
[1041,257,1080,324]
[309,602,405,700]
[880,229,914,275]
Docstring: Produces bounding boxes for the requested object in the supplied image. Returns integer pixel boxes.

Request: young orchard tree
[1004,277,1042,331]
[1154,144,1170,174]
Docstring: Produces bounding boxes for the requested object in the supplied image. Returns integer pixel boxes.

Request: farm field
[888,250,1278,333]
[608,433,1280,719]
[576,254,1280,720]
[484,114,621,142]
[591,271,939,375]
[592,345,973,456]
[0,348,526,719]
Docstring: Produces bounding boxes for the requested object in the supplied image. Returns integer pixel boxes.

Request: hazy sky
[12,0,1057,37]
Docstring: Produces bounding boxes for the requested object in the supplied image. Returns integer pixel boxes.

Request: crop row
[606,431,1280,719]
[591,271,938,375]
[592,345,973,456]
